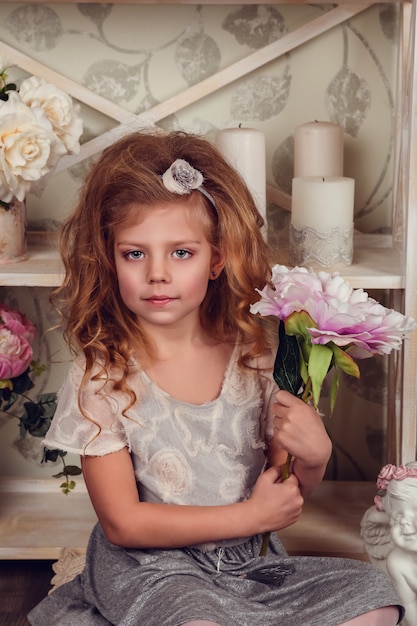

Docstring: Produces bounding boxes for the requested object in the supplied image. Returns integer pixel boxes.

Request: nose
[398,515,415,534]
[147,255,170,283]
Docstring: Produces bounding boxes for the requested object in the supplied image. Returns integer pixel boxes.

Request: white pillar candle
[290,176,355,267]
[214,128,266,223]
[294,121,344,177]
[291,176,354,230]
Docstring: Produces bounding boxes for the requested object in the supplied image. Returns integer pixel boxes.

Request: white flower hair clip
[161,158,216,209]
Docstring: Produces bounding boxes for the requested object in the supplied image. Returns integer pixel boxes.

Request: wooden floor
[0,560,53,626]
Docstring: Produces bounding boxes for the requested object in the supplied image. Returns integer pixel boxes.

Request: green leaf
[53,471,66,479]
[299,353,309,385]
[64,465,83,476]
[329,370,339,414]
[31,360,47,377]
[36,392,58,419]
[20,401,51,437]
[1,391,19,412]
[42,447,67,463]
[308,344,333,407]
[10,369,34,395]
[284,311,316,363]
[273,320,302,395]
[331,344,360,378]
[284,310,317,339]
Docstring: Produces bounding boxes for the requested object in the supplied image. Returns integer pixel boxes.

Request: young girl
[28,130,403,626]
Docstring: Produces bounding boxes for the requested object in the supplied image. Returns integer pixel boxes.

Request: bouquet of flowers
[251,264,416,412]
[0,65,83,208]
[251,264,416,555]
[0,304,81,493]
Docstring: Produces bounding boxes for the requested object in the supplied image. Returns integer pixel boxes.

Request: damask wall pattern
[0,3,400,480]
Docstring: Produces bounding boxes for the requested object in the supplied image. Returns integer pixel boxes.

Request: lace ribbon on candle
[289,223,353,267]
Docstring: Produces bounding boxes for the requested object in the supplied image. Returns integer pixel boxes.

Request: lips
[144,295,176,306]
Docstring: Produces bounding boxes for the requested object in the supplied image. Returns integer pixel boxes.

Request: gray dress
[28,348,403,626]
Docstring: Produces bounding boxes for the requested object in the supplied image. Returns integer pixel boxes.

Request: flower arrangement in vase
[0,65,83,263]
[0,303,81,493]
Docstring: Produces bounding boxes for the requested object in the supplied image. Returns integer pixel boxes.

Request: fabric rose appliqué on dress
[148,448,193,501]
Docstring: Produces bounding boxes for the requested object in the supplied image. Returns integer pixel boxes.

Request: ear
[210,249,225,280]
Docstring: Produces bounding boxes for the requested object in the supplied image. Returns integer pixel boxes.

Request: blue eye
[173,249,191,259]
[125,250,144,260]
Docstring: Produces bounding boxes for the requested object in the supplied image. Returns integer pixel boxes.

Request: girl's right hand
[246,466,304,533]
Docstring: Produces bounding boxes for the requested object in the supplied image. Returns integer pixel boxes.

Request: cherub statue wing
[360,505,394,573]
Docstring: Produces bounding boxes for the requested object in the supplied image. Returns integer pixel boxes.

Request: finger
[274,389,295,407]
[263,465,282,483]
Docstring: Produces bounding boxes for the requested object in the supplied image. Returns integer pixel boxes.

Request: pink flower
[0,305,36,380]
[251,264,416,359]
[250,264,416,409]
[376,464,397,490]
[0,304,36,343]
[377,463,417,490]
[0,327,33,378]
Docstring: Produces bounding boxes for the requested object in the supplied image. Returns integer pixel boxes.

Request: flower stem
[301,378,312,403]
[259,531,271,556]
[0,408,19,419]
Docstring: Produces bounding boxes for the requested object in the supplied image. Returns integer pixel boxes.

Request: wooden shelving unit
[0,477,374,560]
[1,232,403,290]
[1,0,416,561]
[0,233,63,287]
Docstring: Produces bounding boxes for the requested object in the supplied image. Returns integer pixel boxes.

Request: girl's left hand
[271,389,332,470]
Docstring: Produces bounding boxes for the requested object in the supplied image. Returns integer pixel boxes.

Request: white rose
[19,76,83,154]
[0,92,66,202]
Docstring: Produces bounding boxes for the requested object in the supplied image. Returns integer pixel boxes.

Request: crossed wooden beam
[0,3,373,210]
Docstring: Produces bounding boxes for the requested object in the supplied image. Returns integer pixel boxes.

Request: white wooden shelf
[0,233,403,290]
[0,233,63,287]
[0,478,374,561]
[0,478,97,560]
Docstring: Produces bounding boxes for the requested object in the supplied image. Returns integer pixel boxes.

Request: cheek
[116,271,137,304]
[186,270,210,297]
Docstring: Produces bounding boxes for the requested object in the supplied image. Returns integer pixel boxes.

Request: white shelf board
[275,240,403,289]
[278,480,375,559]
[0,233,64,288]
[0,478,97,559]
[331,245,403,289]
[0,478,374,560]
[0,233,404,290]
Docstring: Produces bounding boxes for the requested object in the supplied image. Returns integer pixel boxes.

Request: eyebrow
[115,239,203,247]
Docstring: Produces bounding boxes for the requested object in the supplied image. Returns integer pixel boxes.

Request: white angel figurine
[361,462,417,626]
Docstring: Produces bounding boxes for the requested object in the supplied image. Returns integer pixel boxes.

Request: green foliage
[0,66,16,101]
[1,364,82,494]
[273,320,302,396]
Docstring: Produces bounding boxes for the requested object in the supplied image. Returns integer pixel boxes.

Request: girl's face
[113,198,223,333]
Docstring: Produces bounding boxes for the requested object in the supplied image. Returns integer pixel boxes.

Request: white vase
[0,197,27,264]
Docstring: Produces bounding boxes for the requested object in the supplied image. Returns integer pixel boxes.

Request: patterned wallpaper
[0,3,400,480]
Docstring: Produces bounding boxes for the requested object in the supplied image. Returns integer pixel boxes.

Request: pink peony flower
[250,264,416,409]
[0,304,36,343]
[251,265,416,359]
[0,327,33,378]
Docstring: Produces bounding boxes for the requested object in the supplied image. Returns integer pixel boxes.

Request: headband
[161,159,216,210]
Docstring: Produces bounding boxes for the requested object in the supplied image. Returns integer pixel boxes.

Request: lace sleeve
[43,358,129,456]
